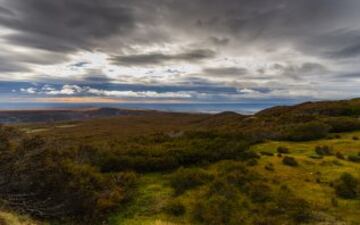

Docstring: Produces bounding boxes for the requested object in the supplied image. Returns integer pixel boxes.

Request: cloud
[330,43,360,58]
[272,62,327,78]
[203,67,248,77]
[209,37,230,46]
[1,0,360,103]
[111,49,216,66]
[0,0,135,52]
[19,84,195,99]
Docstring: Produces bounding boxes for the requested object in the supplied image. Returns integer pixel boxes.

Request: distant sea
[0,101,300,114]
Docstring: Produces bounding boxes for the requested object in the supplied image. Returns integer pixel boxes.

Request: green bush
[169,168,213,195]
[260,151,274,156]
[192,194,244,225]
[216,162,259,191]
[246,158,258,166]
[164,200,185,216]
[249,184,272,203]
[265,163,275,171]
[348,155,360,163]
[277,146,290,154]
[336,152,345,160]
[315,145,333,156]
[334,173,359,199]
[282,156,299,167]
[285,122,330,141]
[0,136,137,221]
[274,189,313,223]
[325,117,360,133]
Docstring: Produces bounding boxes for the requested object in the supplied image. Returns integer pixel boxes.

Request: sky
[0,0,360,106]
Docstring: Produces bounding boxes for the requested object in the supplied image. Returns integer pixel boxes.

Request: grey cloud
[0,54,30,73]
[209,37,230,46]
[273,62,327,78]
[0,0,135,52]
[80,69,115,84]
[203,67,248,77]
[0,62,29,73]
[112,49,216,66]
[330,43,360,58]
[0,6,14,16]
[1,0,360,102]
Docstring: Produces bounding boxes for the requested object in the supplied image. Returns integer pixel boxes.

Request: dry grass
[0,211,43,225]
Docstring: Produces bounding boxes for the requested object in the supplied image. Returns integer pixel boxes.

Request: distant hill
[1,98,360,124]
[0,107,157,124]
[256,98,360,117]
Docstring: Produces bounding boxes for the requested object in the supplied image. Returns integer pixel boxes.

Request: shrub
[334,173,359,199]
[217,162,259,191]
[282,157,298,167]
[287,198,312,223]
[238,150,260,161]
[246,158,258,166]
[315,145,333,156]
[164,200,185,216]
[325,117,360,133]
[285,122,330,141]
[353,136,359,141]
[0,136,137,221]
[253,217,278,225]
[192,194,244,225]
[274,190,313,223]
[265,163,275,171]
[277,146,290,154]
[331,197,338,207]
[260,151,274,156]
[169,168,213,195]
[309,155,323,160]
[336,152,345,160]
[249,184,272,203]
[348,155,360,163]
[0,131,10,151]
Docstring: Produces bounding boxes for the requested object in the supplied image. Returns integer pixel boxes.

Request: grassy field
[98,131,360,225]
[18,113,206,144]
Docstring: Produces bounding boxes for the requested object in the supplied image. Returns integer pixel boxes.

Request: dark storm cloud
[330,43,360,58]
[0,6,14,16]
[203,67,248,77]
[156,0,360,58]
[1,0,360,60]
[112,49,216,66]
[0,0,135,52]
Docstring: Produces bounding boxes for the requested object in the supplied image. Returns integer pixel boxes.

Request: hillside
[0,108,165,124]
[256,98,360,117]
[0,98,360,225]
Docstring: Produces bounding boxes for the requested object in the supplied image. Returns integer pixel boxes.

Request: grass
[106,131,360,225]
[108,174,185,225]
[250,131,360,224]
[0,211,44,225]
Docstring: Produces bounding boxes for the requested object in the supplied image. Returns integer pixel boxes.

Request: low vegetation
[0,99,360,224]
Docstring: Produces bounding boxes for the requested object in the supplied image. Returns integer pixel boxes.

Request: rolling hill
[0,98,360,225]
